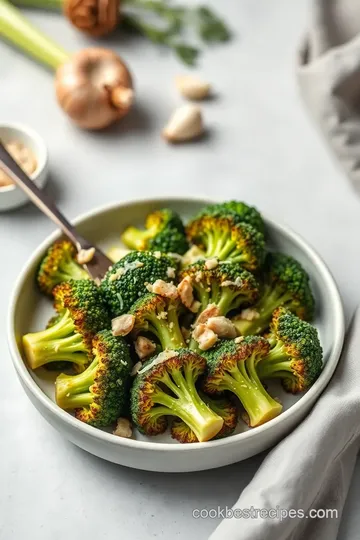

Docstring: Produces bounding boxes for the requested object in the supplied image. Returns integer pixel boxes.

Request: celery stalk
[10,0,62,8]
[0,0,69,70]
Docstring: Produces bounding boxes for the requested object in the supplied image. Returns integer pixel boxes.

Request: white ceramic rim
[0,122,48,193]
[7,195,346,453]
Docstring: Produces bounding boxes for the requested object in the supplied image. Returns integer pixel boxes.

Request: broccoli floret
[186,215,265,271]
[37,239,89,296]
[130,349,224,442]
[196,201,265,235]
[171,393,237,443]
[121,209,189,255]
[257,307,323,393]
[23,280,110,371]
[55,330,132,427]
[180,260,259,317]
[202,337,282,427]
[100,251,177,318]
[232,252,315,336]
[130,293,185,350]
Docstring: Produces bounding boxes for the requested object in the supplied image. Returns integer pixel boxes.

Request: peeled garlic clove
[163,104,204,143]
[175,75,211,100]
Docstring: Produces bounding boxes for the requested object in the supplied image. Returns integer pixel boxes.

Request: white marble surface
[1,0,360,538]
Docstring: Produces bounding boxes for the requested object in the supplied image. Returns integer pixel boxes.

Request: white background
[1,0,360,538]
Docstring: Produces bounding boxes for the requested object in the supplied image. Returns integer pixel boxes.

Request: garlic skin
[55,48,134,130]
[175,75,211,100]
[64,0,120,37]
[163,104,204,143]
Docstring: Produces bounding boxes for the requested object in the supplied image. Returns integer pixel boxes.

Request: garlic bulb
[175,75,211,100]
[55,48,134,130]
[163,104,204,143]
[63,0,120,37]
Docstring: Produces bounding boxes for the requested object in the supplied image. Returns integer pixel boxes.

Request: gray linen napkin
[298,0,360,191]
[210,306,360,540]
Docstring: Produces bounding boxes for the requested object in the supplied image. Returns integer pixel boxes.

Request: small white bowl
[7,197,345,472]
[0,123,49,211]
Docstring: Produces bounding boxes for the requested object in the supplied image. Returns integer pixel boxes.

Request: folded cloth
[210,306,360,540]
[298,0,360,192]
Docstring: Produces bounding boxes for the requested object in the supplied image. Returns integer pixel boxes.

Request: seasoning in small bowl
[0,124,48,211]
[0,140,38,188]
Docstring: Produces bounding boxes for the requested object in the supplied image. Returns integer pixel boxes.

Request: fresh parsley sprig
[122,0,231,65]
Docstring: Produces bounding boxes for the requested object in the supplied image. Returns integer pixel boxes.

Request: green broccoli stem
[256,342,295,380]
[121,226,152,251]
[56,358,98,409]
[219,355,282,427]
[56,259,89,283]
[233,288,293,336]
[203,230,248,264]
[216,287,245,314]
[204,229,227,258]
[0,0,69,70]
[23,310,89,370]
[151,365,223,442]
[148,306,186,350]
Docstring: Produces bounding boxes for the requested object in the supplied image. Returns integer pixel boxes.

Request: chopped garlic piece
[221,277,243,288]
[76,247,95,265]
[113,418,132,438]
[178,276,194,309]
[196,303,220,325]
[239,308,260,321]
[134,336,156,360]
[206,316,237,339]
[190,300,201,313]
[192,324,218,351]
[109,267,125,282]
[112,314,135,336]
[205,258,218,270]
[167,266,176,279]
[152,279,178,300]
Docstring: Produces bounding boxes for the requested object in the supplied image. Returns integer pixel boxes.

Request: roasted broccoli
[171,393,237,443]
[186,215,265,271]
[41,314,70,372]
[37,239,89,296]
[202,337,282,427]
[257,307,323,393]
[55,330,132,427]
[232,252,315,336]
[130,293,185,350]
[121,208,189,255]
[100,251,178,318]
[130,349,224,442]
[23,280,110,371]
[196,201,265,235]
[180,260,259,317]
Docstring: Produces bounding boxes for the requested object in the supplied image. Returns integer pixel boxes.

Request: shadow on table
[70,441,267,507]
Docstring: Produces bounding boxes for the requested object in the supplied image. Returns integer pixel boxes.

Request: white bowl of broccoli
[7,197,345,472]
